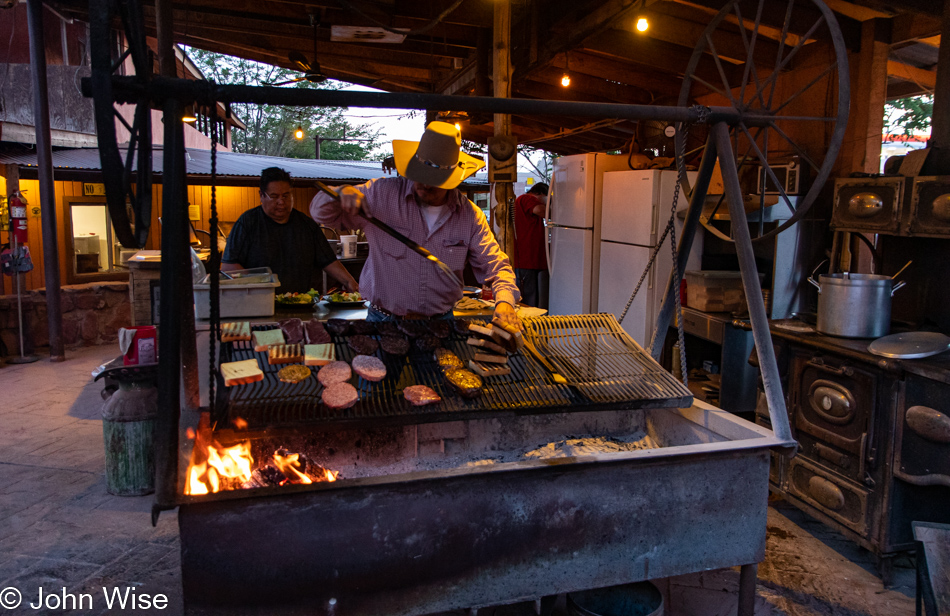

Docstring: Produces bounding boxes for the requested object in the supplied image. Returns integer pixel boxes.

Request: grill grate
[217,314,691,429]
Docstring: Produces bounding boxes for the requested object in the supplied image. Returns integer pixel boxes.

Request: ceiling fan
[269,15,327,86]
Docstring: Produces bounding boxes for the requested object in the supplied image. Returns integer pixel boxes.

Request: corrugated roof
[0,147,489,186]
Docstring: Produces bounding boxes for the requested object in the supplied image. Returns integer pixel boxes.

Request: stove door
[787,456,869,537]
[909,176,950,237]
[896,376,950,487]
[791,353,876,484]
[831,177,904,235]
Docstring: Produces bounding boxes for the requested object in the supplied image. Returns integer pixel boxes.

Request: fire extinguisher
[9,189,28,245]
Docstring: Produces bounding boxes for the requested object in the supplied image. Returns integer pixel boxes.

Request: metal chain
[668,168,688,386]
[208,96,220,410]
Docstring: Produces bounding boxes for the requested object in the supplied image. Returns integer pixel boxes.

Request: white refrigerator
[597,169,703,347]
[546,153,630,316]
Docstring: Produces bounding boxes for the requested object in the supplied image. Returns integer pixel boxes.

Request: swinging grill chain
[208,90,220,410]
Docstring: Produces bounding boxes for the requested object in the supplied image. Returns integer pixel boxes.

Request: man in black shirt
[222,167,358,294]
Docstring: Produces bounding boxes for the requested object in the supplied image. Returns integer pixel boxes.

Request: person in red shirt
[513,182,549,308]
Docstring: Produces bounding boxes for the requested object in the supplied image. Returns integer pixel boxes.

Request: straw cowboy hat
[392,121,486,190]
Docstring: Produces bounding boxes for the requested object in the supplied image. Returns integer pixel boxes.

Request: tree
[184,48,385,159]
[884,95,932,137]
[518,146,556,182]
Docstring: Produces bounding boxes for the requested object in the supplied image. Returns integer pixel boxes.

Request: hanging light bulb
[181,104,198,123]
[636,17,649,32]
[561,73,571,87]
[294,126,305,140]
[561,51,571,88]
[454,122,461,131]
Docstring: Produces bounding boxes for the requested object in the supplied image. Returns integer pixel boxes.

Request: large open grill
[218,314,693,430]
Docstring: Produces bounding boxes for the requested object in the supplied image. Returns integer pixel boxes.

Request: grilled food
[352,355,387,382]
[434,348,464,371]
[351,320,377,336]
[467,320,493,338]
[304,343,334,366]
[426,320,451,339]
[278,364,311,384]
[380,335,410,356]
[305,319,331,344]
[397,320,429,339]
[317,361,352,386]
[221,321,251,343]
[468,360,511,378]
[377,321,401,337]
[252,328,285,352]
[443,367,483,398]
[322,382,358,409]
[453,319,475,336]
[326,319,351,337]
[413,335,441,352]
[221,358,264,386]
[347,334,379,356]
[473,351,508,364]
[467,336,507,355]
[268,344,303,365]
[279,318,305,345]
[403,385,441,406]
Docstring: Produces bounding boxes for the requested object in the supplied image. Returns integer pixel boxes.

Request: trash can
[567,582,664,616]
[101,379,157,496]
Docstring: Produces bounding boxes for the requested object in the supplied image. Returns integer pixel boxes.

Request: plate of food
[322,291,366,307]
[275,288,320,306]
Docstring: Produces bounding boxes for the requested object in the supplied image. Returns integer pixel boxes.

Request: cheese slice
[221,358,264,387]
[252,328,285,352]
[304,343,335,366]
[221,321,251,343]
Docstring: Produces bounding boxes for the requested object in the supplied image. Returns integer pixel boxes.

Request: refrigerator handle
[544,170,557,273]
[648,259,655,290]
[545,225,554,274]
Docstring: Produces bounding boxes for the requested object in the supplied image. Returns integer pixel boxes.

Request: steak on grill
[403,385,441,406]
[326,319,351,337]
[380,335,410,356]
[317,361,352,386]
[279,318,305,345]
[322,382,358,409]
[351,320,377,336]
[348,334,379,356]
[305,319,331,344]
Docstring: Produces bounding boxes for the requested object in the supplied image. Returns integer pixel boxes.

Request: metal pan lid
[868,331,950,359]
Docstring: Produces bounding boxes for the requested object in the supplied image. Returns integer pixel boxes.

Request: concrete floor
[0,345,917,615]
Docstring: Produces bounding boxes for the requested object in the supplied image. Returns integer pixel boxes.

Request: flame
[185,440,254,495]
[273,451,313,485]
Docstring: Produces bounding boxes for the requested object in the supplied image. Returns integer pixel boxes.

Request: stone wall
[0,282,131,355]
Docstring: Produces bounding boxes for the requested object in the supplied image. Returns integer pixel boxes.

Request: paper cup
[341,235,358,259]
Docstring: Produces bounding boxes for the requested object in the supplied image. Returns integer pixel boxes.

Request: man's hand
[342,278,359,293]
[337,185,365,218]
[492,301,522,333]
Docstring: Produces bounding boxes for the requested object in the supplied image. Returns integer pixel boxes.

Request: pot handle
[891,280,907,296]
[808,277,821,292]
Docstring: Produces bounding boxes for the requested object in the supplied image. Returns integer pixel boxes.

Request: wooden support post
[838,19,888,175]
[492,0,515,257]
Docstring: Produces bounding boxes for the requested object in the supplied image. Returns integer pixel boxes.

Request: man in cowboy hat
[310,121,522,331]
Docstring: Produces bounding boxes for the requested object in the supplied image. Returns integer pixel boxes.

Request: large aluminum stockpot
[808,273,906,338]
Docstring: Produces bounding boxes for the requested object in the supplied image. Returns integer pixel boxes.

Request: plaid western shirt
[310,177,520,316]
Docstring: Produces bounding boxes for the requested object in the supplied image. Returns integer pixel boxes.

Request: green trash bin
[102,380,157,496]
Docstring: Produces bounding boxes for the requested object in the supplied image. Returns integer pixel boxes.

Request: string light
[636,17,649,32]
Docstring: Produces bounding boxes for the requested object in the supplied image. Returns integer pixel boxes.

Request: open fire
[184,426,339,495]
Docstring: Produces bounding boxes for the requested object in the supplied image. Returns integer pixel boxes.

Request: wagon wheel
[89,0,153,248]
[675,0,849,243]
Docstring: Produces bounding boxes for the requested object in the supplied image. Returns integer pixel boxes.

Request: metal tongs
[315,181,463,287]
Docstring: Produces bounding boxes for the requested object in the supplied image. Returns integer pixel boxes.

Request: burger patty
[453,319,474,336]
[352,354,387,382]
[347,334,379,356]
[317,361,352,386]
[322,382,358,409]
[397,320,429,339]
[376,321,401,337]
[326,319,351,337]
[351,320,377,336]
[413,335,442,352]
[380,335,410,356]
[305,319,331,344]
[403,385,441,406]
[427,320,451,339]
